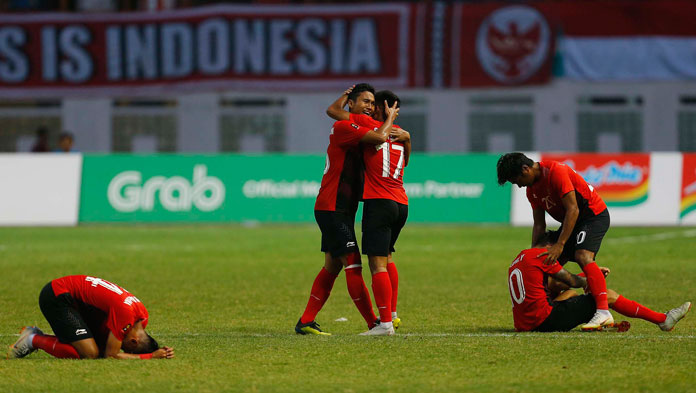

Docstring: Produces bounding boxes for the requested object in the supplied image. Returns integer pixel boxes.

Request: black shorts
[361,199,408,256]
[38,282,107,345]
[315,210,359,257]
[549,209,610,261]
[533,294,596,332]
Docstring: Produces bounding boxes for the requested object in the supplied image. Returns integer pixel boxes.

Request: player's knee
[606,289,619,305]
[574,251,594,266]
[77,346,99,359]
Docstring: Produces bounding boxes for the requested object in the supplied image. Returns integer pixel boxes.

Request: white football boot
[581,310,615,331]
[359,323,395,336]
[659,302,692,332]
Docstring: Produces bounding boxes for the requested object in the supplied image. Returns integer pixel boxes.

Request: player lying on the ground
[508,233,691,332]
[8,275,174,359]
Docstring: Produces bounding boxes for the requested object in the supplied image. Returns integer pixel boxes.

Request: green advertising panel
[80,154,510,223]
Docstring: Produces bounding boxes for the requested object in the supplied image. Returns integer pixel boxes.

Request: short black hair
[496,152,534,186]
[533,231,558,248]
[347,83,375,102]
[129,333,159,355]
[58,131,74,141]
[374,90,400,110]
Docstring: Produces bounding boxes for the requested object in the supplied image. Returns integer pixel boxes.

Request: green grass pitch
[1,225,695,392]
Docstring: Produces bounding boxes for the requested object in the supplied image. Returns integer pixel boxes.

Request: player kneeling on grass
[508,233,691,332]
[8,275,174,359]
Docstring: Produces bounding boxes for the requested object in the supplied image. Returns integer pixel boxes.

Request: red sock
[371,271,392,323]
[611,295,666,324]
[387,262,399,314]
[300,268,338,324]
[345,266,377,327]
[582,262,609,310]
[32,335,80,359]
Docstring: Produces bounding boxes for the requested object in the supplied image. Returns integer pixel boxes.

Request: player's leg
[19,283,88,358]
[533,294,597,332]
[360,199,396,335]
[607,289,691,331]
[296,212,342,335]
[342,252,378,329]
[386,202,408,329]
[567,211,613,329]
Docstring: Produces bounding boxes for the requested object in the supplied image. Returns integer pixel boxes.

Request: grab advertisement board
[79,154,510,223]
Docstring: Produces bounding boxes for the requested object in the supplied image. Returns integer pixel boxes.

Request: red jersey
[526,160,607,223]
[349,114,408,205]
[314,120,371,212]
[51,275,149,341]
[508,248,562,332]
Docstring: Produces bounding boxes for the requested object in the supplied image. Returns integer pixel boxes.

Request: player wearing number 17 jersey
[9,275,173,359]
[357,91,411,336]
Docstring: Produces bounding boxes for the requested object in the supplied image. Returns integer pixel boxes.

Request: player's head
[347,83,375,116]
[497,152,536,188]
[121,321,160,354]
[373,90,400,121]
[532,231,556,248]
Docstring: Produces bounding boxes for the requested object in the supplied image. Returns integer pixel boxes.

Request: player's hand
[152,346,175,359]
[384,100,399,119]
[599,266,610,277]
[389,127,410,142]
[344,85,355,96]
[538,242,564,265]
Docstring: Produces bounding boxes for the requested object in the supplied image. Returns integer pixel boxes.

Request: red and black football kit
[527,160,610,260]
[314,119,371,257]
[509,248,595,332]
[350,114,409,257]
[39,275,149,348]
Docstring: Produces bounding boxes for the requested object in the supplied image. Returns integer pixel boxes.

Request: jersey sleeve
[542,261,563,275]
[549,164,575,198]
[333,120,371,147]
[349,113,379,129]
[107,305,135,341]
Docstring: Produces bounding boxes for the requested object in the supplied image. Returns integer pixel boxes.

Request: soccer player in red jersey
[497,152,618,330]
[327,88,410,333]
[8,275,174,359]
[295,84,400,335]
[508,233,691,332]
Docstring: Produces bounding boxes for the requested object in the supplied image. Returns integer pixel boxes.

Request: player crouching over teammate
[508,233,691,332]
[8,275,173,359]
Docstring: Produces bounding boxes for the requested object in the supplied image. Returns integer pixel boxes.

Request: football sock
[371,271,393,323]
[300,267,338,324]
[611,295,667,324]
[387,262,399,314]
[32,335,80,359]
[582,262,609,310]
[345,262,377,327]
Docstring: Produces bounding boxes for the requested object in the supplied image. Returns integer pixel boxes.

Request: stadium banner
[0,4,410,97]
[681,154,696,224]
[511,153,683,226]
[79,154,509,223]
[0,153,82,226]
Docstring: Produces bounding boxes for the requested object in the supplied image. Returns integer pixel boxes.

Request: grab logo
[107,164,225,212]
[476,5,551,84]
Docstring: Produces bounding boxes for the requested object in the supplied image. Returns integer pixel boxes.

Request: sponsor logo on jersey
[108,164,225,213]
[476,5,551,84]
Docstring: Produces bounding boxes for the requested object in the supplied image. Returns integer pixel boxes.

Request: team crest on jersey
[475,5,551,84]
[123,324,131,333]
[351,123,359,129]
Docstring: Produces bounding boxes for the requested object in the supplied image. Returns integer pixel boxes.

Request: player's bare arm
[551,268,587,289]
[326,85,355,121]
[539,191,579,265]
[104,331,174,360]
[359,101,399,145]
[531,208,547,247]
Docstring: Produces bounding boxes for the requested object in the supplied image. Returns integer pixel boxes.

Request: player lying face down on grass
[508,233,691,332]
[9,275,174,359]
